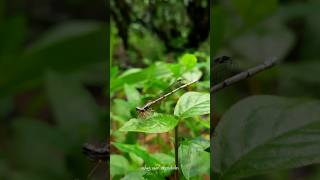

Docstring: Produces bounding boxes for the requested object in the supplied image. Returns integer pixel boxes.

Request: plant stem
[174,124,179,180]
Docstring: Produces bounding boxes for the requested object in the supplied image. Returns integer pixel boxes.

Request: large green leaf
[119,113,179,133]
[110,155,130,177]
[112,143,160,166]
[214,95,320,179]
[179,138,210,179]
[174,92,210,119]
[0,21,107,97]
[46,71,100,144]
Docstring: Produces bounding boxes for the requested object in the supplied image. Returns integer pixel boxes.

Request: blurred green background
[0,0,107,179]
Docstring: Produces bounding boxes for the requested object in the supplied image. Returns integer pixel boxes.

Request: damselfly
[136,78,198,118]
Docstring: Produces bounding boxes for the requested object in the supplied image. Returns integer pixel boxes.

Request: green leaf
[214,95,320,179]
[46,71,100,144]
[111,62,174,93]
[231,0,278,26]
[119,113,179,133]
[113,99,132,122]
[8,119,68,179]
[231,24,294,65]
[122,171,145,180]
[174,92,210,118]
[179,138,210,179]
[179,53,198,70]
[182,69,202,82]
[111,68,150,93]
[112,143,160,166]
[124,84,141,108]
[152,153,175,165]
[110,155,130,177]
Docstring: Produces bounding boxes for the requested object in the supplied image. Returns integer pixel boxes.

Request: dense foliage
[0,0,320,179]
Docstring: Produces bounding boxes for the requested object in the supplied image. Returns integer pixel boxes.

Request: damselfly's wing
[136,78,189,116]
[160,79,185,95]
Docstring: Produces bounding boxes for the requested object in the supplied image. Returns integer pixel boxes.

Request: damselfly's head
[136,107,146,113]
[136,107,154,119]
[213,56,232,65]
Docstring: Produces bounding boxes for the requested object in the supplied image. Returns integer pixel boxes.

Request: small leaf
[119,113,179,133]
[112,99,132,121]
[124,84,141,107]
[110,155,129,177]
[179,53,197,70]
[179,138,210,179]
[182,69,202,82]
[174,92,210,118]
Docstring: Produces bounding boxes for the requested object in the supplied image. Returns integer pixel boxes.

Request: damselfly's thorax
[136,107,147,113]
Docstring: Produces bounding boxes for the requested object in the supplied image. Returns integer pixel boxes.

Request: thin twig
[211,58,278,93]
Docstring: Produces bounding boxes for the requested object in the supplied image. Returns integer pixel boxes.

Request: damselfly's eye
[176,78,183,83]
[213,56,232,65]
